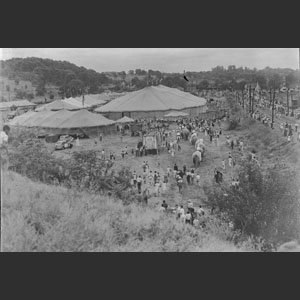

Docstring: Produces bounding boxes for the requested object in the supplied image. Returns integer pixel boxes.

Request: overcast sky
[1,48,299,73]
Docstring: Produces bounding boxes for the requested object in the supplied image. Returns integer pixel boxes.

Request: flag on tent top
[82,94,85,107]
[183,70,189,82]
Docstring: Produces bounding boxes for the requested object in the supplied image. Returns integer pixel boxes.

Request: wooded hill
[1,57,299,101]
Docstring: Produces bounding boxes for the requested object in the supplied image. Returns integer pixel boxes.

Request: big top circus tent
[95,85,207,120]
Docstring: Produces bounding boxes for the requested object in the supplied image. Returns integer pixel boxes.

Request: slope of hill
[1,170,254,252]
[0,57,112,100]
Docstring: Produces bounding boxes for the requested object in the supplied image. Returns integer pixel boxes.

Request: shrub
[8,134,132,199]
[227,119,240,130]
[203,160,300,248]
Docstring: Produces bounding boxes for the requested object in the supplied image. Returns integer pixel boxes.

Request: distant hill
[1,57,299,103]
[0,57,113,101]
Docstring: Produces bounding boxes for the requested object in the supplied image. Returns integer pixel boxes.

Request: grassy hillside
[1,171,254,252]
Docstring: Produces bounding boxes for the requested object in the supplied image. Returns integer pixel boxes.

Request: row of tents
[7,108,192,138]
[36,94,109,111]
[5,85,208,138]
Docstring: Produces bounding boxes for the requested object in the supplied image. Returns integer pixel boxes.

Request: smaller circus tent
[7,109,117,137]
[21,110,55,127]
[7,110,37,126]
[38,110,75,128]
[35,100,79,112]
[63,95,107,109]
[46,109,117,137]
[116,116,135,123]
[0,100,36,111]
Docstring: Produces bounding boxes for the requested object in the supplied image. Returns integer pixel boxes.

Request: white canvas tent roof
[116,116,135,123]
[0,100,36,110]
[55,109,116,128]
[35,100,79,111]
[63,95,107,108]
[38,110,75,128]
[95,85,206,113]
[7,110,37,126]
[22,110,55,127]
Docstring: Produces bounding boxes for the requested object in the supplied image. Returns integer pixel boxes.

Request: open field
[45,112,300,211]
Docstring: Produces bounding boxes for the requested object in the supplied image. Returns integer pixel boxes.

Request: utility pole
[249,86,252,113]
[242,89,245,110]
[251,87,255,114]
[271,88,276,129]
[286,88,289,115]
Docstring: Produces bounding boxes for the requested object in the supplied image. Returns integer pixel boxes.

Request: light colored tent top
[35,100,79,112]
[164,111,189,117]
[8,110,37,126]
[95,85,207,113]
[38,110,75,128]
[63,95,107,108]
[55,109,116,128]
[0,100,36,110]
[22,110,55,127]
[116,116,135,123]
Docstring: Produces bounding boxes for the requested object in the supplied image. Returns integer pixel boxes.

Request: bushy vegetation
[204,160,300,249]
[8,131,132,200]
[1,171,254,252]
[1,57,111,97]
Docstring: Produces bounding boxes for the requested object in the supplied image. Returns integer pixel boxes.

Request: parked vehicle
[55,135,74,150]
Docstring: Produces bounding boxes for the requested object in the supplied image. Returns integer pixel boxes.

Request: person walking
[76,136,80,147]
[142,170,147,184]
[162,200,168,210]
[0,125,10,171]
[196,173,200,186]
[222,159,226,170]
[137,175,142,194]
[142,188,149,205]
[239,140,244,152]
[228,153,233,168]
[190,169,195,185]
[186,171,191,185]
[185,211,192,224]
[173,163,178,178]
[148,171,154,186]
[177,177,183,193]
[167,166,171,177]
[132,171,137,188]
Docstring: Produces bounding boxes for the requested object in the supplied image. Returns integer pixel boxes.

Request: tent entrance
[122,112,131,118]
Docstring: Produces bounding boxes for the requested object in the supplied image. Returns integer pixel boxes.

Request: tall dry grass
[1,171,254,252]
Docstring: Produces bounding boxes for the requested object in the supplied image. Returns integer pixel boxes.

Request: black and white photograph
[1,48,300,252]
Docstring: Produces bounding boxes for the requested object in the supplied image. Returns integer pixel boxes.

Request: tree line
[1,58,299,99]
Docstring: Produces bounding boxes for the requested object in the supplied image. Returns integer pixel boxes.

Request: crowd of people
[239,93,300,142]
[158,198,212,228]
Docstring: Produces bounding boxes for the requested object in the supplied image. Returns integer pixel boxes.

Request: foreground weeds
[2,171,253,252]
